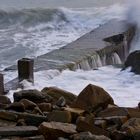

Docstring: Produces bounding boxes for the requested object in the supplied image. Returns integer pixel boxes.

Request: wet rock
[52,105,61,110]
[71,131,111,140]
[6,102,25,112]
[0,110,18,121]
[121,118,140,137]
[17,112,47,126]
[111,131,129,140]
[56,96,66,107]
[58,137,69,140]
[63,107,85,123]
[48,110,72,123]
[0,136,45,140]
[14,90,50,103]
[39,122,77,140]
[32,107,43,115]
[0,119,16,127]
[94,120,107,129]
[0,95,11,104]
[41,87,77,105]
[97,107,129,117]
[38,103,52,112]
[76,116,110,137]
[71,84,114,112]
[16,119,26,126]
[123,50,140,74]
[106,124,119,132]
[19,99,37,110]
[0,126,38,137]
[98,116,128,126]
[127,108,140,118]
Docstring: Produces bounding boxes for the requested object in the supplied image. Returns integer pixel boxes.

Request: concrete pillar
[18,58,34,83]
[0,74,4,95]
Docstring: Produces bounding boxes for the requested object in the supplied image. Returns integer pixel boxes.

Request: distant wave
[0,8,69,28]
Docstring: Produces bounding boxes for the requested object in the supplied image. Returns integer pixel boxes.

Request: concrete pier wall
[5,19,135,90]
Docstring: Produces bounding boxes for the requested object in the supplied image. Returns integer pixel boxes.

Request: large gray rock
[0,110,18,122]
[121,118,140,140]
[5,102,25,112]
[13,89,50,103]
[76,116,110,137]
[0,95,11,104]
[42,87,77,105]
[97,107,129,117]
[71,132,111,140]
[47,110,72,123]
[19,99,37,110]
[0,126,38,137]
[39,121,77,140]
[123,50,140,74]
[71,84,114,112]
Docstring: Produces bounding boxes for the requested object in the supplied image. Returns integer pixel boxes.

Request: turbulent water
[1,0,140,107]
[0,4,126,70]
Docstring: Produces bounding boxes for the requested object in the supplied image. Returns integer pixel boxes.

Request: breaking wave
[0,4,125,70]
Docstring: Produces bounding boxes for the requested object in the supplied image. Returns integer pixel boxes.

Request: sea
[0,0,140,107]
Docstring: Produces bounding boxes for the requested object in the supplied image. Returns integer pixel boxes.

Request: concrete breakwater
[5,19,135,90]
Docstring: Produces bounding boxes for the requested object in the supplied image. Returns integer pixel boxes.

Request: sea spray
[126,0,140,52]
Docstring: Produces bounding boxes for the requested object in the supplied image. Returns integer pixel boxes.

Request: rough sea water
[1,0,140,107]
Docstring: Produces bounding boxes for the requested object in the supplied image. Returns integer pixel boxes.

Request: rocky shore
[0,84,139,140]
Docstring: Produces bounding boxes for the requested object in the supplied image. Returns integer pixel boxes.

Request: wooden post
[18,58,34,83]
[0,74,4,95]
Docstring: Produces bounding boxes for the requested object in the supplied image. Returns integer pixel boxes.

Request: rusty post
[18,58,34,83]
[0,74,4,95]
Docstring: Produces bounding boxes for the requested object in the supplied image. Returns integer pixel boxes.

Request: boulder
[39,122,77,140]
[71,132,111,140]
[14,89,50,103]
[47,110,72,123]
[94,120,107,129]
[41,87,77,105]
[38,103,52,112]
[123,50,140,74]
[0,119,16,127]
[55,96,66,107]
[76,116,110,137]
[121,118,140,137]
[71,84,114,112]
[127,108,140,118]
[32,107,44,115]
[95,116,128,126]
[111,131,129,140]
[97,107,129,117]
[0,110,18,121]
[19,99,37,110]
[63,107,85,123]
[0,126,38,137]
[17,112,48,126]
[0,136,45,140]
[5,102,25,112]
[0,95,11,104]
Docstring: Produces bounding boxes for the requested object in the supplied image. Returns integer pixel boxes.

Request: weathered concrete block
[18,58,34,83]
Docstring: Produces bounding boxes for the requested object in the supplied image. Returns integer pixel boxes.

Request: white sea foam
[126,0,140,52]
[7,66,140,107]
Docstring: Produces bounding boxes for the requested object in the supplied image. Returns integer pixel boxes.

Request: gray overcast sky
[0,0,126,9]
